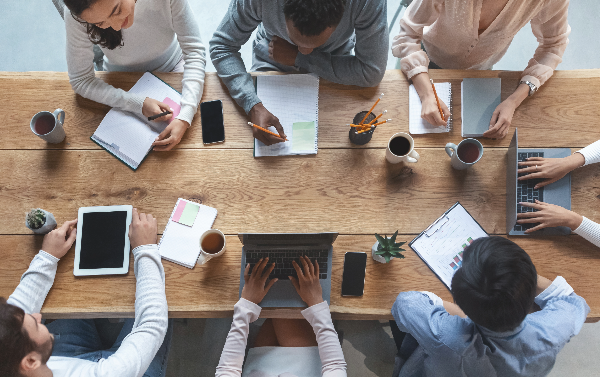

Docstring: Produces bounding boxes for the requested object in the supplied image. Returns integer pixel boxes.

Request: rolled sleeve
[574,217,600,248]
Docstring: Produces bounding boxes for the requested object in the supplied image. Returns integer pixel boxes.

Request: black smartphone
[341,252,367,297]
[200,100,225,144]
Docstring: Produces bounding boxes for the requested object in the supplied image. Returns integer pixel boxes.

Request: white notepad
[409,203,488,289]
[254,74,319,157]
[158,199,218,269]
[409,83,452,134]
[91,72,182,170]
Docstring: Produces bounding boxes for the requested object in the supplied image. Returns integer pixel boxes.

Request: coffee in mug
[198,229,226,265]
[445,138,483,170]
[30,109,66,144]
[386,132,420,164]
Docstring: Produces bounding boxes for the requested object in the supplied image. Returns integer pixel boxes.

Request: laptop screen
[506,129,518,233]
[238,232,338,246]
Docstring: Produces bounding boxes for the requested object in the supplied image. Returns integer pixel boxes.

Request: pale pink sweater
[392,0,571,88]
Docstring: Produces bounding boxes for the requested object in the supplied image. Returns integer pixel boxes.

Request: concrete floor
[2,1,600,376]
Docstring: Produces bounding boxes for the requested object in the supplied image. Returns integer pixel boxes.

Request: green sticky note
[178,202,200,227]
[292,122,315,152]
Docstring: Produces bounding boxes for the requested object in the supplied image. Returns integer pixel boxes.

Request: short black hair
[451,237,537,332]
[0,298,36,377]
[283,0,346,37]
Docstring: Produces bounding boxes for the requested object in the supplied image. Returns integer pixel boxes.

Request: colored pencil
[367,110,387,125]
[430,79,445,122]
[247,122,287,141]
[359,93,384,125]
[148,110,171,121]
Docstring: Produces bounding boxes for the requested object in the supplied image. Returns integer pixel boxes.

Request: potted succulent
[372,230,406,263]
[25,208,57,234]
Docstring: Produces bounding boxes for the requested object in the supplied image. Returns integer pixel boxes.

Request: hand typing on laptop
[242,257,278,304]
[518,153,585,189]
[517,200,583,233]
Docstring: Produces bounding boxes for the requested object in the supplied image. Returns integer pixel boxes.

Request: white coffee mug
[386,132,420,164]
[197,229,226,265]
[445,138,483,170]
[30,109,66,143]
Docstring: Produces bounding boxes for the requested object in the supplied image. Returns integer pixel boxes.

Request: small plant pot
[349,111,376,145]
[25,210,57,234]
[372,241,394,264]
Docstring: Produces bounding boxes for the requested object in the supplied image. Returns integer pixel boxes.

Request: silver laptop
[238,233,338,307]
[506,129,571,235]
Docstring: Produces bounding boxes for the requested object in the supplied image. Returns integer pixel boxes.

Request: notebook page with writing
[91,72,182,169]
[254,74,319,157]
[409,83,452,134]
[158,199,218,269]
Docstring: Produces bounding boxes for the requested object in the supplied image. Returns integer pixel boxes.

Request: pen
[148,110,172,121]
[430,79,446,123]
[247,122,288,141]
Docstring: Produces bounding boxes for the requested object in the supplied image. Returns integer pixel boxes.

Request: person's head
[0,298,54,377]
[283,0,346,55]
[451,237,537,332]
[63,0,137,50]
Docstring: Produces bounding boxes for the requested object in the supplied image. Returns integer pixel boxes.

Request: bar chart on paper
[410,204,488,289]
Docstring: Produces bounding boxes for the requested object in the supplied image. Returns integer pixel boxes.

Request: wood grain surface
[1,69,600,320]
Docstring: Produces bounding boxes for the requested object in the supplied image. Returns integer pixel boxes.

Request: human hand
[269,36,298,66]
[249,102,287,146]
[483,98,517,139]
[421,95,450,127]
[41,219,77,259]
[518,154,585,189]
[241,257,278,304]
[142,97,174,122]
[152,118,188,151]
[129,208,158,249]
[290,255,324,307]
[517,200,583,233]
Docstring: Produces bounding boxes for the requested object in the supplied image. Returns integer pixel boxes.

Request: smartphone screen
[200,100,225,144]
[341,252,367,297]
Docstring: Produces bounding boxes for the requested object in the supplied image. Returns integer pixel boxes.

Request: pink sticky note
[163,97,181,124]
[172,199,186,222]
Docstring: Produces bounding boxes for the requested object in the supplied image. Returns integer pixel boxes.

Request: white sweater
[8,245,168,377]
[573,141,600,247]
[65,0,206,125]
[216,299,347,377]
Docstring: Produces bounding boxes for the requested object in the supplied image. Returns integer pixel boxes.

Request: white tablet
[74,205,133,276]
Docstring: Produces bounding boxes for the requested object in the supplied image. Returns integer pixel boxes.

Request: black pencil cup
[349,111,376,145]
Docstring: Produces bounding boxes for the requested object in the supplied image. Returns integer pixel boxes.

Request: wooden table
[1,69,600,321]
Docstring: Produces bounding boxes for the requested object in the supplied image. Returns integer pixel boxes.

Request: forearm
[504,83,530,110]
[412,72,434,102]
[535,275,553,297]
[296,52,385,87]
[442,301,467,318]
[7,251,58,314]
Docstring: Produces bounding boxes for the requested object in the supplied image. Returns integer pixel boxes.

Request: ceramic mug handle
[406,149,420,163]
[53,109,65,126]
[197,252,211,265]
[445,143,457,158]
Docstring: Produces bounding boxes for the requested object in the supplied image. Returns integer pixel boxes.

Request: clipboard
[409,202,488,290]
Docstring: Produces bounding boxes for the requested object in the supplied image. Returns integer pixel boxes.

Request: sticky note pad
[163,97,181,124]
[172,200,200,227]
[292,122,315,152]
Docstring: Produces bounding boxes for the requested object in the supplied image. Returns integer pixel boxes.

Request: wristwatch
[519,80,538,96]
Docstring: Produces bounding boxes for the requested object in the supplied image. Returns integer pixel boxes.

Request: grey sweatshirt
[209,0,388,114]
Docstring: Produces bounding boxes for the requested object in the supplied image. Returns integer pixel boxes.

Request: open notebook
[409,83,453,134]
[91,72,182,170]
[254,74,319,157]
[158,199,218,269]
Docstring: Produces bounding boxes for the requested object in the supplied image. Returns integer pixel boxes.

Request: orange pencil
[359,93,384,125]
[357,119,391,134]
[430,79,445,123]
[247,122,287,141]
[367,110,387,125]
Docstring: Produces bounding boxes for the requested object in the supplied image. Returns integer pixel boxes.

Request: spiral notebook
[408,83,453,134]
[158,199,218,269]
[254,74,319,157]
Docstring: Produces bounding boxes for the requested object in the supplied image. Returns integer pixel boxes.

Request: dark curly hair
[0,298,37,377]
[283,0,346,37]
[64,0,124,50]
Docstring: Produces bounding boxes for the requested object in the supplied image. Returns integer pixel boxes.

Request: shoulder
[534,0,569,23]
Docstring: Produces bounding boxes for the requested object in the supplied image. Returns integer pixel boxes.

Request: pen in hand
[148,110,172,121]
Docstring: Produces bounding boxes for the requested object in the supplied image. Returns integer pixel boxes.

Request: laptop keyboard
[514,152,545,232]
[246,249,329,280]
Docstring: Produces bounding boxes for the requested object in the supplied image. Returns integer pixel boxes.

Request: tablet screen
[79,211,128,270]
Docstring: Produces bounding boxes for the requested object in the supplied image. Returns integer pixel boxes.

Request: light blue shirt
[392,277,589,377]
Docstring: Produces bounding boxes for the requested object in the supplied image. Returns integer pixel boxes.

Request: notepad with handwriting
[409,203,488,289]
[254,74,319,157]
[91,72,182,170]
[409,83,452,134]
[158,199,218,269]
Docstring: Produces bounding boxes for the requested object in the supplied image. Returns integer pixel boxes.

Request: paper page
[292,122,315,152]
[93,72,182,167]
[410,204,487,288]
[158,199,218,268]
[255,74,319,156]
[409,83,451,134]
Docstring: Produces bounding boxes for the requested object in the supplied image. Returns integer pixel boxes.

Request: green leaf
[390,230,398,244]
[395,241,406,247]
[384,254,391,263]
[374,233,386,247]
[374,250,388,255]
